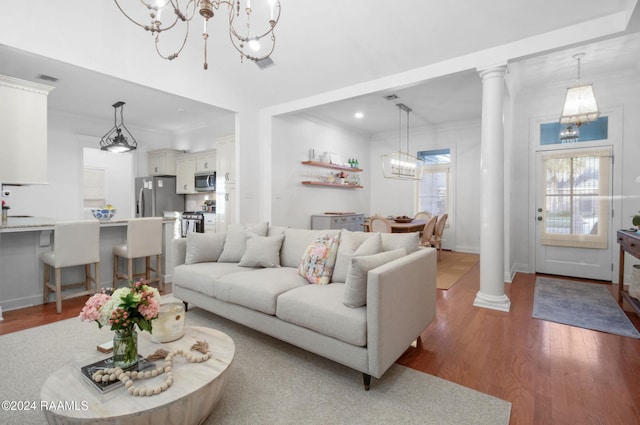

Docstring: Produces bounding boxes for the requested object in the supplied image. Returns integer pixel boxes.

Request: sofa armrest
[365,247,437,377]
[172,237,187,269]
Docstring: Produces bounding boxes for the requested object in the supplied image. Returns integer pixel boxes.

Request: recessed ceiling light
[354,112,364,119]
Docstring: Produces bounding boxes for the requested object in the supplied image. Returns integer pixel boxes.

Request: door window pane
[540,148,611,249]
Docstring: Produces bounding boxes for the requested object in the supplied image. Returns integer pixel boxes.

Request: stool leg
[55,267,62,314]
[112,254,118,289]
[85,264,91,291]
[145,256,151,281]
[43,264,50,303]
[157,254,163,292]
[94,262,100,293]
[127,257,133,283]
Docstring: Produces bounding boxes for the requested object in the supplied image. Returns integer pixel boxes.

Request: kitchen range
[181,199,216,237]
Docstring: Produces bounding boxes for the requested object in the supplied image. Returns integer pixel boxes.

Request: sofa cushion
[213,267,308,315]
[332,230,382,283]
[238,234,285,268]
[280,228,341,268]
[380,232,420,254]
[343,248,407,308]
[173,262,250,297]
[276,283,367,346]
[185,232,226,265]
[298,234,340,285]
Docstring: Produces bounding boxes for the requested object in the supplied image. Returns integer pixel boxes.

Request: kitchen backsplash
[185,193,215,212]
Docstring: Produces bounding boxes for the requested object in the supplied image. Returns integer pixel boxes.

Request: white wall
[271,115,371,229]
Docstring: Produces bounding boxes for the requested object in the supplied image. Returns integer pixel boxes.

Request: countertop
[0,216,177,233]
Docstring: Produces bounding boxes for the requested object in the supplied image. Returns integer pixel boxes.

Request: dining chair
[430,213,448,260]
[369,215,392,233]
[113,217,164,290]
[414,211,432,221]
[420,215,438,247]
[41,220,101,313]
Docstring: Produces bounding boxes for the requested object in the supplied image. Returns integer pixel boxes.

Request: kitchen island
[0,216,179,314]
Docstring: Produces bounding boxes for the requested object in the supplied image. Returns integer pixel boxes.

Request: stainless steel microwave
[194,172,216,192]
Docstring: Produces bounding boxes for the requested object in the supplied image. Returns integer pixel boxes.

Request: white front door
[534,147,613,281]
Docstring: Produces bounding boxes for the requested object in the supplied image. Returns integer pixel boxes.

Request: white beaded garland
[90,341,211,397]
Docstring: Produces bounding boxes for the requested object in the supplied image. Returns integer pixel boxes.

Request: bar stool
[41,220,101,314]
[112,217,164,290]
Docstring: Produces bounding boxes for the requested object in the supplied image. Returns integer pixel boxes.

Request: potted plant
[633,212,640,230]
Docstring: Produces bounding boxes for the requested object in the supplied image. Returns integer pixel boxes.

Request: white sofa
[171,223,437,390]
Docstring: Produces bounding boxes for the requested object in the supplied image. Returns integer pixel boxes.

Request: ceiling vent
[255,57,275,70]
[36,74,59,83]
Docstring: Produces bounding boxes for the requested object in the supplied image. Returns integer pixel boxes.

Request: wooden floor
[2,264,640,424]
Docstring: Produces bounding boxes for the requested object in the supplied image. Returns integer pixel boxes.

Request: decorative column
[473,65,511,312]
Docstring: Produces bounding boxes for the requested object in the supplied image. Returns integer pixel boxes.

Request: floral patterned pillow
[298,234,340,285]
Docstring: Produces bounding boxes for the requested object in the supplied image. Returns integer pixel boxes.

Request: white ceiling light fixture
[113,0,281,70]
[559,53,600,130]
[381,103,423,181]
[99,101,138,153]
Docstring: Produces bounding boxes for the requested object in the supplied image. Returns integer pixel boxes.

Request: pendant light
[99,101,138,153]
[381,103,423,181]
[559,53,600,129]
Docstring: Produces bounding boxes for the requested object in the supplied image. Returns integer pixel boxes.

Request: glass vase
[113,329,138,369]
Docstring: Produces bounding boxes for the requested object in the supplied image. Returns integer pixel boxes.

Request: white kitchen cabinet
[216,135,235,190]
[148,149,178,176]
[0,75,54,185]
[216,185,236,231]
[196,151,216,173]
[176,157,196,194]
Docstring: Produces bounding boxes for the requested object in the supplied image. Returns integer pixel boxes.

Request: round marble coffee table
[40,326,234,425]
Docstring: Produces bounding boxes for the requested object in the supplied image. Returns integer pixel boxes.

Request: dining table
[389,219,427,233]
[363,218,427,233]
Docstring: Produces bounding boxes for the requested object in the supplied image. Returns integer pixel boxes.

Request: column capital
[477,64,508,80]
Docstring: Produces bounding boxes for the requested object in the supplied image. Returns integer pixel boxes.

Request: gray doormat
[533,277,640,338]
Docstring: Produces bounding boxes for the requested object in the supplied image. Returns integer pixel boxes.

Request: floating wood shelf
[301,181,363,189]
[301,161,362,172]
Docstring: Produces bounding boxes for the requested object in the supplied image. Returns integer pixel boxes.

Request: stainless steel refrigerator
[135,176,185,217]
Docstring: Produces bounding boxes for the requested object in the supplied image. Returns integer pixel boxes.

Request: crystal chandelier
[381,104,423,181]
[99,102,138,153]
[559,53,600,129]
[113,0,281,70]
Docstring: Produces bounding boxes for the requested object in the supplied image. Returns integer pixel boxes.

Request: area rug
[0,308,511,425]
[437,251,479,290]
[532,277,640,338]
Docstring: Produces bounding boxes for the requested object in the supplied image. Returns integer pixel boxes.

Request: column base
[473,291,511,312]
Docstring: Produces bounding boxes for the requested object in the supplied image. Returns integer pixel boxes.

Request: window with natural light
[417,149,450,216]
[539,147,611,249]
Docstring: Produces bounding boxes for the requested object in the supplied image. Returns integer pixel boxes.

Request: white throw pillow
[185,232,226,265]
[332,231,382,283]
[238,235,285,268]
[218,229,255,263]
[343,248,407,308]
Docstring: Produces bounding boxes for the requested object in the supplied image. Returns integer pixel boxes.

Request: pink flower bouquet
[79,279,161,333]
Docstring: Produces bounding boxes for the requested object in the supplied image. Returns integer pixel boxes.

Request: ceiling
[0,1,639,137]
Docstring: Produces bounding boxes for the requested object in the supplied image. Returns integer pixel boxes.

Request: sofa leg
[362,373,371,391]
[183,301,189,311]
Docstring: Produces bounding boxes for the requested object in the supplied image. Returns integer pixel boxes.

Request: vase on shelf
[113,328,138,368]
